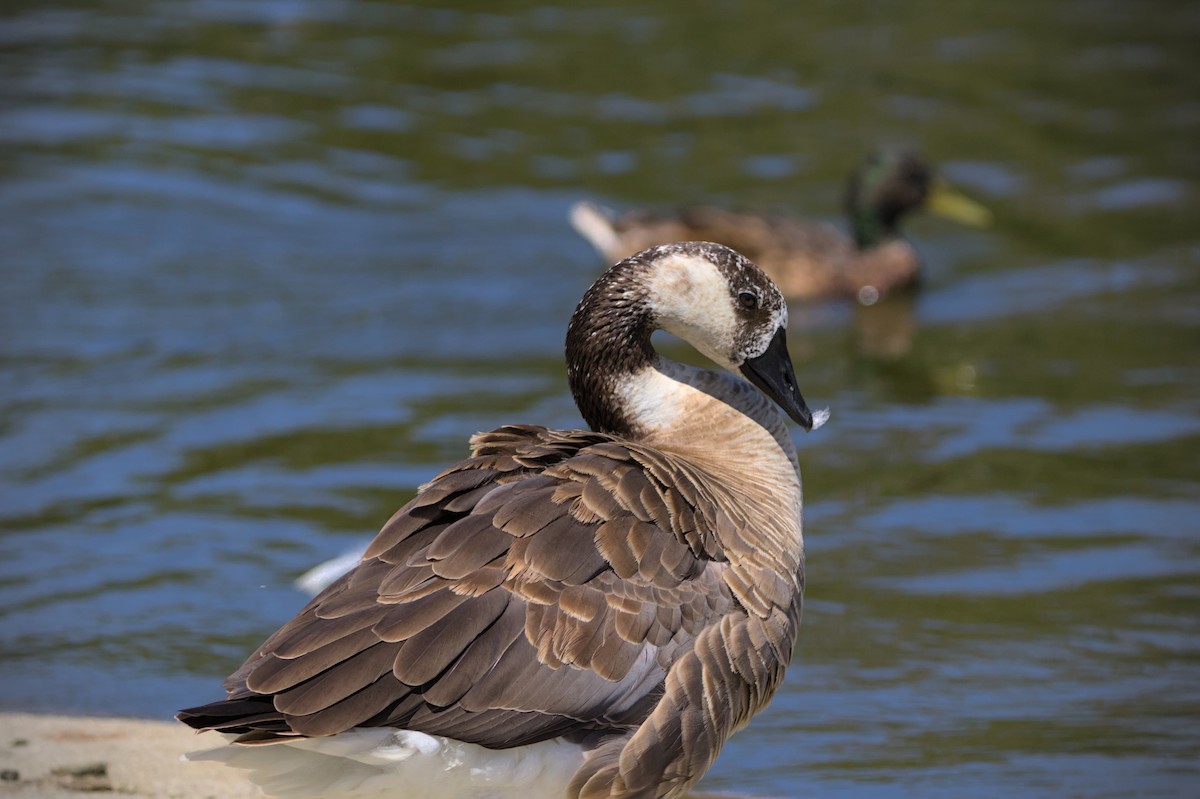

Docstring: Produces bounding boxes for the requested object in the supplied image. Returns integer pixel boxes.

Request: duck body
[570,149,990,304]
[571,203,919,302]
[179,242,817,799]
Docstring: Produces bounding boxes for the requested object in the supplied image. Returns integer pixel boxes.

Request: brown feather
[557,584,606,623]
[594,516,642,579]
[272,642,398,716]
[391,587,509,686]
[247,626,381,694]
[579,476,626,521]
[449,564,507,597]
[267,604,387,656]
[363,503,443,560]
[427,514,511,574]
[518,514,607,584]
[410,466,495,508]
[419,597,525,707]
[489,482,564,538]
[373,562,438,599]
[371,587,470,640]
[441,482,499,513]
[284,671,407,738]
[363,520,450,570]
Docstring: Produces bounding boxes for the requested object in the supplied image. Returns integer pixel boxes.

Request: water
[2,1,1198,796]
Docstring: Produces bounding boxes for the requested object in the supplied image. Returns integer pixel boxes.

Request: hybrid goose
[571,149,991,304]
[179,242,825,799]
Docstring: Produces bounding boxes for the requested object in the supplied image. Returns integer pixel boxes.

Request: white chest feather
[617,360,801,473]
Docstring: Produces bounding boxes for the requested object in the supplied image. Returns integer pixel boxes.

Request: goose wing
[179,424,736,748]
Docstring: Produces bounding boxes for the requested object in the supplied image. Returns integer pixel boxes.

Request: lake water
[1,1,1198,797]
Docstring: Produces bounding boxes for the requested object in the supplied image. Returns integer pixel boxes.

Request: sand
[0,712,258,799]
[0,712,779,798]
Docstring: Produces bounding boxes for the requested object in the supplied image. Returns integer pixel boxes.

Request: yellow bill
[926,178,993,228]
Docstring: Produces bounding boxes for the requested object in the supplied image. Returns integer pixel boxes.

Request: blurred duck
[571,148,991,304]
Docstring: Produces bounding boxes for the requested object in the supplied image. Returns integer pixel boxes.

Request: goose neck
[564,262,657,438]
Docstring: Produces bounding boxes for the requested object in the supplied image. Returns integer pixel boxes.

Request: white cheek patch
[644,253,739,369]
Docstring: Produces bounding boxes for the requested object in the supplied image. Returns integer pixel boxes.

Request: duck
[570,148,991,305]
[178,241,825,799]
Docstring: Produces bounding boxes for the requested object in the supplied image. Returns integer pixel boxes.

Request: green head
[845,148,991,248]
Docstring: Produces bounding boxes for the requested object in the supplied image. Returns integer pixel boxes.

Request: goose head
[566,241,816,439]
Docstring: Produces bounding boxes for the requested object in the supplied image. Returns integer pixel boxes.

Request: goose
[571,148,991,305]
[178,241,826,799]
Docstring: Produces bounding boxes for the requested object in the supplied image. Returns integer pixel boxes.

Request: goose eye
[738,291,758,310]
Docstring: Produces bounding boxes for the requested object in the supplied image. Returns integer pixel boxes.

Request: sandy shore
[0,712,258,799]
[0,712,781,798]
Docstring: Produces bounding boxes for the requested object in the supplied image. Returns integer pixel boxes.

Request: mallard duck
[571,148,991,304]
[179,242,826,799]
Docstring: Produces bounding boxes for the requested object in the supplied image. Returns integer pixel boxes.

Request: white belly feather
[187,728,585,799]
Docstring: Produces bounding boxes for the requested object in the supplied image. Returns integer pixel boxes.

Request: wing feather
[272,642,397,716]
[183,425,739,751]
[371,586,469,639]
[516,514,608,583]
[282,671,406,738]
[390,587,509,685]
[418,597,525,707]
[247,626,381,693]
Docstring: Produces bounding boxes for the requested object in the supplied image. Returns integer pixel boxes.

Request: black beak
[740,328,814,431]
